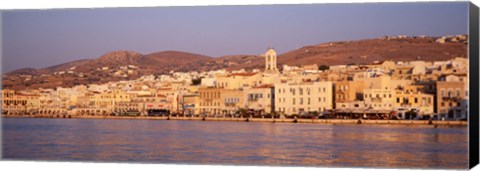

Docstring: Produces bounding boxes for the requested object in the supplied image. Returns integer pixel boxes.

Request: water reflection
[2,118,468,169]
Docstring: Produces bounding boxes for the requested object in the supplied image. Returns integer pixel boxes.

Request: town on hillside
[1,43,469,121]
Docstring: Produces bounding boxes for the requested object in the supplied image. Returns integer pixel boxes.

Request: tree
[191,77,202,85]
[318,65,329,71]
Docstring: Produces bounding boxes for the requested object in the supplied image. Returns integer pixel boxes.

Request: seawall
[2,114,467,126]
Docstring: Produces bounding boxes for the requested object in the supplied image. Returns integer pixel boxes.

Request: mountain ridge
[3,35,467,90]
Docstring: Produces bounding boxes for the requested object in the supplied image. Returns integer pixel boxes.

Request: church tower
[264,47,278,73]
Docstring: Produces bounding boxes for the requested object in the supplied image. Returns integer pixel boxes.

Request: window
[396,98,400,103]
[414,98,418,103]
[300,98,303,105]
[293,98,296,105]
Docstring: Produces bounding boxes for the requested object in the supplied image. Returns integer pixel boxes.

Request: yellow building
[363,89,395,111]
[393,90,434,118]
[215,72,263,90]
[335,80,366,103]
[436,74,468,120]
[245,85,275,114]
[89,92,114,111]
[275,81,333,115]
[334,80,366,111]
[1,89,40,115]
[220,89,246,116]
[181,94,199,115]
[198,87,223,116]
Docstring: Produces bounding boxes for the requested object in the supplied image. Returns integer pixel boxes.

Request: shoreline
[2,114,467,126]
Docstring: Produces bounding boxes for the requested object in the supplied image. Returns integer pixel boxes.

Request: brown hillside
[3,36,467,90]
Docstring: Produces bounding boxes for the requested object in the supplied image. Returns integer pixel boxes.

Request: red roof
[230,72,258,77]
[253,84,274,89]
[16,93,40,97]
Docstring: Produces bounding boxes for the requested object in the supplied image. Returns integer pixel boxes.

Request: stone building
[275,81,333,115]
[436,74,468,120]
[245,84,275,115]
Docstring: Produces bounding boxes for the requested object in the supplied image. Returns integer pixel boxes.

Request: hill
[3,36,467,90]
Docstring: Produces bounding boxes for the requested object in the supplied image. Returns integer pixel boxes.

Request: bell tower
[264,47,278,73]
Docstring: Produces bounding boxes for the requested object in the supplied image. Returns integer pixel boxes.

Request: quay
[2,114,467,126]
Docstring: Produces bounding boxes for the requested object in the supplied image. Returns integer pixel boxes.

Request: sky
[1,2,469,72]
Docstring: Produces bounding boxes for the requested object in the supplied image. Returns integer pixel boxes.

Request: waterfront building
[334,80,366,111]
[436,74,468,120]
[363,88,395,111]
[245,84,275,115]
[335,80,366,102]
[198,87,223,116]
[1,89,39,115]
[88,92,115,115]
[220,89,246,116]
[275,81,333,115]
[393,90,435,119]
[181,94,199,115]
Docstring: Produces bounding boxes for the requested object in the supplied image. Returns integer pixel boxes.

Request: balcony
[441,96,460,101]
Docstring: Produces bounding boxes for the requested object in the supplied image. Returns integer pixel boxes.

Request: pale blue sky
[2,2,469,72]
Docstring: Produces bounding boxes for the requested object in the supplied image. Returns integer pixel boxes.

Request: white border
[0,0,478,171]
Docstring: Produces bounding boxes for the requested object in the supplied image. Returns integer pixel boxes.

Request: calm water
[2,118,468,169]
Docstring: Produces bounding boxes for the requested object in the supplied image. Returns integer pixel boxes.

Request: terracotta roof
[253,84,274,88]
[16,93,40,97]
[230,72,258,77]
